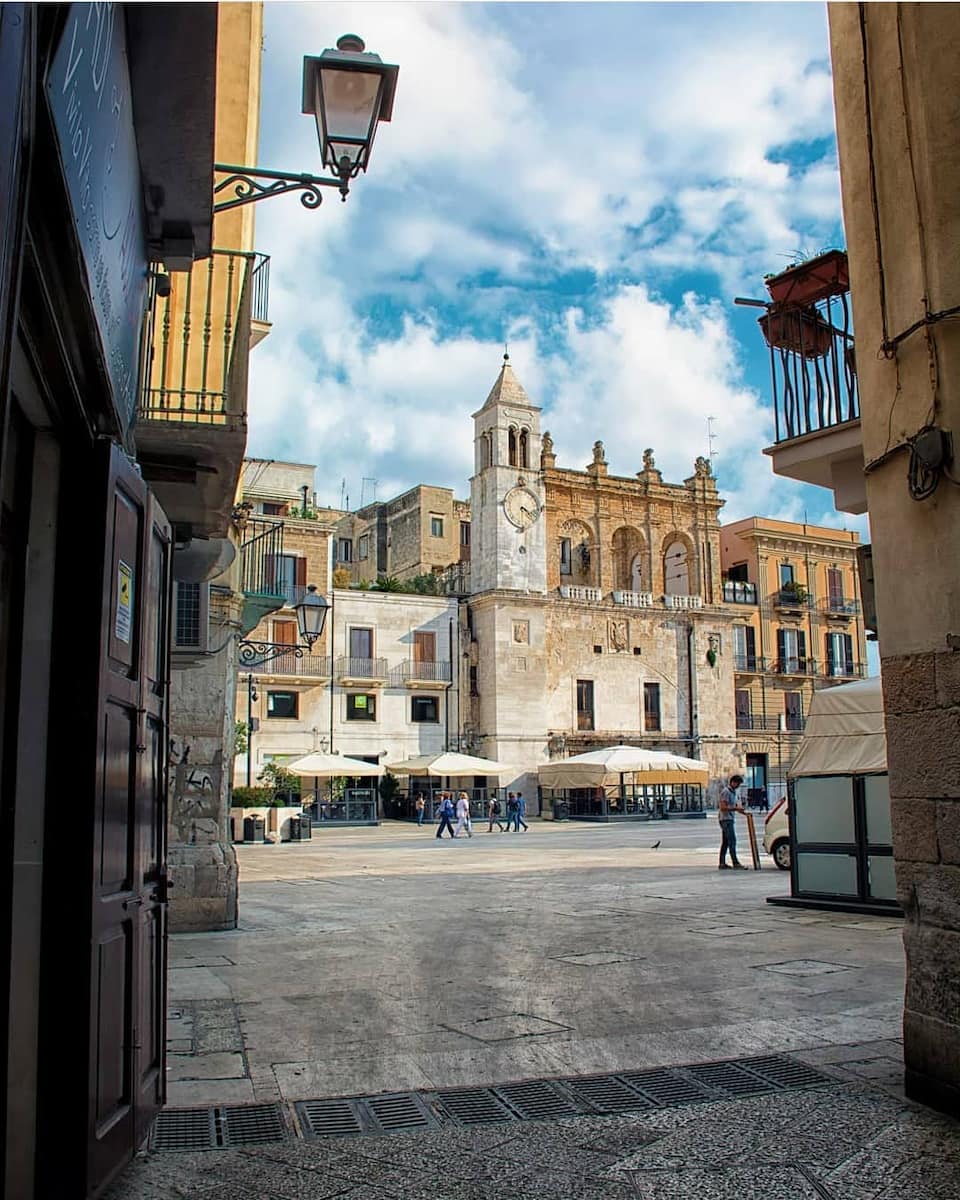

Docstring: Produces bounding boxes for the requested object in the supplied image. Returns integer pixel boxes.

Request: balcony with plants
[747,249,866,515]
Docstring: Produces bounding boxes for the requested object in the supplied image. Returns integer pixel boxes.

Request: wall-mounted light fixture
[214,35,399,214]
[238,585,329,667]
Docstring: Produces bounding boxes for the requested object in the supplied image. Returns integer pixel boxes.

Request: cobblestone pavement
[104,821,960,1198]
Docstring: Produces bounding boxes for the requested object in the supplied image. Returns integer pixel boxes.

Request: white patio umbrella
[386,751,512,777]
[286,752,383,777]
[538,744,709,789]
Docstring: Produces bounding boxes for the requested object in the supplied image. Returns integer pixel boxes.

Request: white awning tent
[386,752,512,777]
[538,745,710,789]
[286,752,384,777]
[788,676,887,777]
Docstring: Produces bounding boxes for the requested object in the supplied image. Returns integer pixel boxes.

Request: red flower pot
[764,249,849,308]
[759,305,833,359]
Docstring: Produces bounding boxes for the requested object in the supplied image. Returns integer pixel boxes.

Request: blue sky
[248,1,861,538]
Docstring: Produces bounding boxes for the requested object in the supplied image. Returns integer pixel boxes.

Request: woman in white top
[454,791,473,838]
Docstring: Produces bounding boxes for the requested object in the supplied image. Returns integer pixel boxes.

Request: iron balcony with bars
[395,660,452,687]
[735,714,806,733]
[770,589,815,611]
[239,518,285,635]
[759,252,867,515]
[336,657,389,685]
[722,581,757,605]
[734,655,769,673]
[136,249,271,539]
[820,596,861,617]
[248,652,329,678]
[734,654,865,679]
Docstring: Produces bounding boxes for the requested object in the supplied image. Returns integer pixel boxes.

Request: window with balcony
[664,541,690,595]
[560,537,572,576]
[350,627,374,660]
[733,624,757,671]
[411,695,439,723]
[643,682,661,732]
[576,679,595,731]
[777,627,807,674]
[779,563,795,588]
[346,693,377,721]
[264,553,305,603]
[825,631,854,677]
[735,689,753,729]
[262,501,286,516]
[267,691,298,719]
[785,691,804,731]
[460,521,470,546]
[727,563,749,583]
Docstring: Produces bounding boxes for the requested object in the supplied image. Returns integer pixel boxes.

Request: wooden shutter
[294,556,307,587]
[798,630,807,670]
[844,633,854,674]
[825,632,835,673]
[827,568,843,605]
[744,625,756,666]
[414,631,435,663]
[735,689,752,728]
[263,553,276,591]
[350,627,373,659]
[776,628,786,670]
[274,620,296,645]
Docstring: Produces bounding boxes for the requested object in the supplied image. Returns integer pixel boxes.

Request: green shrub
[231,786,273,807]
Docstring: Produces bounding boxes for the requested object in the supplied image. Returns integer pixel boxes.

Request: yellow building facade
[719,517,866,799]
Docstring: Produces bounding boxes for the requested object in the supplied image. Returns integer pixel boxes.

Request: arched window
[508,427,518,467]
[519,429,529,468]
[612,526,644,592]
[479,433,491,470]
[631,554,644,591]
[663,540,690,595]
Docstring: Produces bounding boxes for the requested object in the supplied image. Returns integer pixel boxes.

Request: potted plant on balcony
[763,249,849,308]
[758,304,833,359]
[779,580,808,604]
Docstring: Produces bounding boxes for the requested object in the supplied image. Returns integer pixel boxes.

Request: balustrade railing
[663,593,704,610]
[140,248,259,425]
[767,288,859,444]
[559,586,602,602]
[612,590,655,608]
[240,519,284,596]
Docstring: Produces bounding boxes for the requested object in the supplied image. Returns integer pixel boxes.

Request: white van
[763,797,791,870]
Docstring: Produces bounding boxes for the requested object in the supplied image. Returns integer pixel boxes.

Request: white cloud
[248,1,850,525]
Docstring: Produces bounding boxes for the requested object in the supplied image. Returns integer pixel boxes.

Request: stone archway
[662,533,695,596]
[559,518,595,586]
[611,526,645,592]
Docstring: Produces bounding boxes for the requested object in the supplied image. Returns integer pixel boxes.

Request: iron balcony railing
[734,655,768,673]
[139,248,264,425]
[823,661,867,679]
[770,589,814,611]
[736,714,806,733]
[250,252,270,324]
[240,519,284,596]
[723,581,757,605]
[336,656,389,680]
[396,661,452,684]
[821,596,861,617]
[771,658,819,676]
[249,652,328,677]
[766,289,859,444]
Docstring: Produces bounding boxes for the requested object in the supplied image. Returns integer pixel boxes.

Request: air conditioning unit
[172,581,210,665]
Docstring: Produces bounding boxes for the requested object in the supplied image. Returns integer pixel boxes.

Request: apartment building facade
[719,517,867,800]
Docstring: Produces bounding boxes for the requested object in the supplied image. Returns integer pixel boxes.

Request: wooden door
[88,443,171,1194]
[413,631,436,662]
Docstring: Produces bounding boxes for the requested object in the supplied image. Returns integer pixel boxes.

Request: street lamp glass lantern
[303,35,399,178]
[294,585,329,649]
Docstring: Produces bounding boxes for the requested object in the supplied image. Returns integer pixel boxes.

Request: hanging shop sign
[46,3,147,436]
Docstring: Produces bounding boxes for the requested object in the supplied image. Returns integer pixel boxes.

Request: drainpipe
[687,622,699,755]
[328,579,336,754]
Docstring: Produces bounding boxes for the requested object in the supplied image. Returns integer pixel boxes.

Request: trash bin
[300,813,312,840]
[553,800,568,822]
[243,815,266,843]
[289,816,301,842]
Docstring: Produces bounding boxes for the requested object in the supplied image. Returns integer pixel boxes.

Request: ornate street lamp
[214,35,399,213]
[238,585,329,668]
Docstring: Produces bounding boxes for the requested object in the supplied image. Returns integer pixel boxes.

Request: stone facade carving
[608,618,629,652]
[695,455,713,478]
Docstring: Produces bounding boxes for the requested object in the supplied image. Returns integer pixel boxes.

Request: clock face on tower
[503,485,541,530]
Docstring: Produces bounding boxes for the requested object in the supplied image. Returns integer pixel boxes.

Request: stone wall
[829,2,960,1115]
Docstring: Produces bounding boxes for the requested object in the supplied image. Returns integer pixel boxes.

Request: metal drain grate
[562,1074,655,1114]
[619,1068,713,1107]
[686,1061,779,1097]
[220,1103,286,1146]
[297,1099,364,1139]
[495,1079,582,1120]
[737,1055,834,1090]
[435,1087,518,1126]
[150,1108,218,1152]
[363,1092,436,1133]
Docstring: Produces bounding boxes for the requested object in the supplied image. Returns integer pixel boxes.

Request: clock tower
[470,354,547,594]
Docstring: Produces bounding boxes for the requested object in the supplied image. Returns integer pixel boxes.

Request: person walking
[487,793,505,832]
[515,790,529,832]
[505,792,519,831]
[436,792,456,839]
[414,795,426,827]
[454,790,473,838]
[718,773,747,869]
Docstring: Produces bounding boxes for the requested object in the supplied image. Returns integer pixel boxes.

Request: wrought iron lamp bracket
[237,640,306,669]
[213,163,349,213]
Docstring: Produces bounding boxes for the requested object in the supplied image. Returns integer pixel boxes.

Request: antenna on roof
[360,477,378,506]
[503,340,509,363]
[340,478,347,510]
[707,417,718,470]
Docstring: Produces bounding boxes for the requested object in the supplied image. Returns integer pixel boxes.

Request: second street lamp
[237,584,330,668]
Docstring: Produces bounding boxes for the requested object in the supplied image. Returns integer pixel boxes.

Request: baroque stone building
[466,356,740,801]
